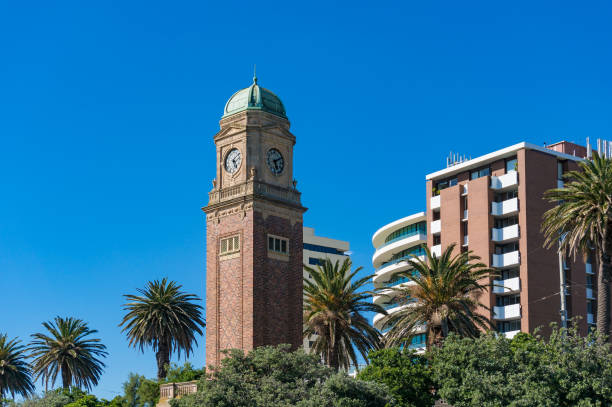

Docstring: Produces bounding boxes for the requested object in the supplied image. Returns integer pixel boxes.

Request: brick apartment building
[373,141,604,339]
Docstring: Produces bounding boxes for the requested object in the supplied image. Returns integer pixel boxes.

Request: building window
[496,294,520,307]
[557,161,565,180]
[587,300,595,314]
[220,235,240,255]
[505,157,518,173]
[434,177,458,195]
[463,222,468,236]
[495,241,519,254]
[409,333,427,349]
[303,243,344,255]
[268,235,289,254]
[433,235,441,245]
[500,267,520,280]
[433,211,441,221]
[384,222,427,244]
[470,166,490,180]
[308,257,324,266]
[497,319,520,333]
[494,215,519,229]
[494,189,518,202]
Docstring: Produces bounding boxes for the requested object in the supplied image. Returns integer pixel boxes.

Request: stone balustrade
[208,181,301,206]
[159,381,198,400]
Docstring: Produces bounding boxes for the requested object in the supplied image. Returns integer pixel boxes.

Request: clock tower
[203,76,306,367]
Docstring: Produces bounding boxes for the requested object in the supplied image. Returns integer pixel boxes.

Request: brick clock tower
[203,76,306,367]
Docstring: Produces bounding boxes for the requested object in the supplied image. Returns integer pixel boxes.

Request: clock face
[224,148,242,174]
[266,148,284,175]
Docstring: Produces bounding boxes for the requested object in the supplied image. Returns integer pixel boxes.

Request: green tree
[29,317,108,390]
[380,244,495,349]
[303,258,385,371]
[119,278,205,380]
[542,152,612,336]
[357,348,435,407]
[0,334,35,399]
[431,324,612,407]
[163,363,204,383]
[171,345,393,407]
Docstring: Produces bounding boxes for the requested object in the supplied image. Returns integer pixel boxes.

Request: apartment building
[371,213,428,351]
[303,226,350,352]
[373,141,598,340]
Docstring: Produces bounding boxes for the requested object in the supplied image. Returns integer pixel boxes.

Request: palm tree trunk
[156,341,171,380]
[597,233,612,338]
[61,362,71,389]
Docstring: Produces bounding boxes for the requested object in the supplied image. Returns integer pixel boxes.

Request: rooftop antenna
[587,137,592,159]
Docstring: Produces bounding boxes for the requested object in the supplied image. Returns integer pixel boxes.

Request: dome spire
[253,64,257,84]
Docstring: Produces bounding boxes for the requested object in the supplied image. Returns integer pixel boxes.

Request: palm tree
[303,258,385,371]
[29,317,108,390]
[119,278,205,380]
[542,152,612,336]
[380,244,495,349]
[0,334,34,399]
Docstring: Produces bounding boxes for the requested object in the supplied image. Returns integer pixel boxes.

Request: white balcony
[493,277,520,294]
[373,255,425,284]
[462,184,468,195]
[431,244,441,258]
[372,233,427,268]
[491,197,519,216]
[373,304,410,329]
[430,195,440,210]
[587,313,594,324]
[430,220,441,234]
[462,210,468,220]
[463,235,469,246]
[492,251,520,268]
[491,224,520,242]
[494,303,521,320]
[491,171,518,190]
[504,330,521,339]
[586,263,594,274]
[587,288,595,299]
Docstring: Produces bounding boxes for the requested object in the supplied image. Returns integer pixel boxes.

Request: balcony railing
[588,313,595,324]
[587,287,594,299]
[430,195,440,210]
[492,251,520,268]
[492,277,520,294]
[491,171,518,190]
[493,303,521,320]
[430,220,441,234]
[491,197,519,216]
[431,245,442,258]
[491,224,520,242]
[378,229,427,249]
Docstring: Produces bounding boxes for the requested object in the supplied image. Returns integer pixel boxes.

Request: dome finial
[253,64,257,84]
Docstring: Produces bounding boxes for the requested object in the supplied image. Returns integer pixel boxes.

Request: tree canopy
[170,345,393,407]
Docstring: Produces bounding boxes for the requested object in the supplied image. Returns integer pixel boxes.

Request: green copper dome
[222,76,287,119]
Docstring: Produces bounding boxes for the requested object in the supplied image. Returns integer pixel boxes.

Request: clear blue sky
[1,0,611,399]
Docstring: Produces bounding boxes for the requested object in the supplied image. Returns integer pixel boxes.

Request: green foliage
[119,278,206,379]
[171,345,393,407]
[357,348,435,407]
[431,325,612,406]
[17,388,111,407]
[303,258,385,371]
[162,363,204,383]
[120,373,159,407]
[0,334,35,398]
[29,317,108,390]
[380,244,496,349]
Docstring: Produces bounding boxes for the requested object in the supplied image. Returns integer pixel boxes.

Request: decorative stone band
[208,181,301,206]
[159,381,198,400]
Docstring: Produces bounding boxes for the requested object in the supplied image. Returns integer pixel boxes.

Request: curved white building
[372,212,427,350]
